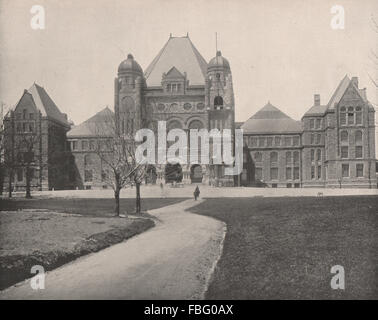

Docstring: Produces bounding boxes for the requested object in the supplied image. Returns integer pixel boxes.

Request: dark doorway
[190,165,203,183]
[145,165,157,184]
[165,163,183,183]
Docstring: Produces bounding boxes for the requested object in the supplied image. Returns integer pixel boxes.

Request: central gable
[145,36,208,87]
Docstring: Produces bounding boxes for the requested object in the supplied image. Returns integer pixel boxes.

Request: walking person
[194,185,200,201]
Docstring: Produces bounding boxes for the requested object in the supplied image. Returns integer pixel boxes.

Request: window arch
[167,119,182,131]
[188,119,204,130]
[214,96,223,110]
[183,103,192,111]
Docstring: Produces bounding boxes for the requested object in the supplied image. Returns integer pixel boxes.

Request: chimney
[351,76,358,88]
[314,94,320,106]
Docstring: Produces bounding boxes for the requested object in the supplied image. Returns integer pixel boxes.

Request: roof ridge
[144,36,171,78]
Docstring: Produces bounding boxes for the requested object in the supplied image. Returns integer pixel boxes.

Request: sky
[0,0,377,128]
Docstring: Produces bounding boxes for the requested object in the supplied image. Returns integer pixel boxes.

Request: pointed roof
[241,102,302,134]
[145,36,208,86]
[67,107,114,137]
[20,83,69,126]
[164,66,185,79]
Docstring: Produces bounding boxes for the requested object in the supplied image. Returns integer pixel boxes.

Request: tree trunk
[25,165,31,198]
[136,182,141,214]
[114,187,120,216]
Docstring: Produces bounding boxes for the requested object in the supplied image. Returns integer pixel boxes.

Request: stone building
[2,83,71,191]
[68,34,236,188]
[241,76,376,188]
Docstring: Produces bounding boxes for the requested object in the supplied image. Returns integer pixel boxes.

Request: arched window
[214,96,223,110]
[188,120,204,130]
[270,151,278,165]
[340,131,348,143]
[167,120,182,131]
[355,130,362,144]
[340,106,346,125]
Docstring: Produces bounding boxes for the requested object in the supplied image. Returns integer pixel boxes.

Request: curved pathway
[0,199,226,300]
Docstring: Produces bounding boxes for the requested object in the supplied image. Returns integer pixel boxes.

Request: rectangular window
[311,166,315,179]
[286,167,292,180]
[258,137,265,147]
[310,133,314,144]
[316,149,321,161]
[342,164,349,177]
[72,141,78,150]
[356,164,364,177]
[255,167,263,181]
[267,137,273,147]
[89,140,95,150]
[84,169,93,182]
[293,136,299,146]
[316,119,321,129]
[311,149,314,161]
[274,136,281,146]
[355,146,363,158]
[29,122,34,132]
[167,84,171,92]
[250,137,257,147]
[317,166,321,179]
[22,123,27,132]
[341,146,348,158]
[310,119,315,129]
[82,140,88,150]
[293,152,299,165]
[29,113,34,120]
[270,167,278,180]
[294,167,300,180]
[348,112,354,125]
[316,134,321,144]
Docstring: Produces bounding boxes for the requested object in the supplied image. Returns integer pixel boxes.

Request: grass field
[0,197,187,216]
[190,196,378,299]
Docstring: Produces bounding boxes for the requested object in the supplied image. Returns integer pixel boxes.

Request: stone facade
[242,76,376,188]
[2,84,71,191]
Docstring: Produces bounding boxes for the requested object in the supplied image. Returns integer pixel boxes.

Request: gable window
[71,141,78,151]
[23,109,27,119]
[347,107,354,125]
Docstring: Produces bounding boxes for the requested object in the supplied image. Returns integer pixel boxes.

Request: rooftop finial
[127,53,134,59]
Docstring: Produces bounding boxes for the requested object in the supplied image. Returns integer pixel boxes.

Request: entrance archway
[164,163,183,183]
[190,164,203,183]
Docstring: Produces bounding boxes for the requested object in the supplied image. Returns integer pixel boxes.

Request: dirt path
[0,199,226,300]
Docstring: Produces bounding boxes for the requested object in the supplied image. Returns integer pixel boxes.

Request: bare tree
[368,14,378,88]
[93,112,147,216]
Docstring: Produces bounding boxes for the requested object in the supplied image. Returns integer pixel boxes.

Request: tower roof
[208,51,230,72]
[241,102,302,134]
[144,36,208,86]
[118,53,143,75]
[25,83,69,126]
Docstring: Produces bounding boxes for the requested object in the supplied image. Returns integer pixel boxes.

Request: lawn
[0,197,187,216]
[190,196,378,299]
[0,197,186,290]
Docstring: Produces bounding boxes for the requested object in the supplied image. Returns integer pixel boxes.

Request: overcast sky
[0,0,377,127]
